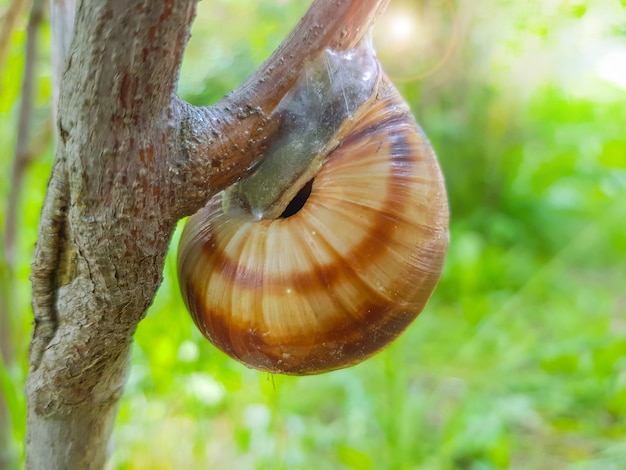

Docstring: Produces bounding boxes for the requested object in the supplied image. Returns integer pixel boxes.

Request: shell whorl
[177,68,449,375]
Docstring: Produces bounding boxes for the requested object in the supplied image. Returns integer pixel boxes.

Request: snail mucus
[177,36,449,375]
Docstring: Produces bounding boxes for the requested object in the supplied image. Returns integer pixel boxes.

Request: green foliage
[2,0,626,468]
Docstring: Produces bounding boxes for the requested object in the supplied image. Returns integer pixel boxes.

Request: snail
[177,36,449,375]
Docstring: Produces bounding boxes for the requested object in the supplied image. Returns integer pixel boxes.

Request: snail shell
[178,42,449,375]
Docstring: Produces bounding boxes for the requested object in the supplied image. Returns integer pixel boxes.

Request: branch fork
[27,1,389,468]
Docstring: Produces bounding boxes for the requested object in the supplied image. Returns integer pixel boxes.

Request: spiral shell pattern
[178,77,448,375]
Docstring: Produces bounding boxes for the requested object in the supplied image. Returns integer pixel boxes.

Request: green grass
[103,195,625,469]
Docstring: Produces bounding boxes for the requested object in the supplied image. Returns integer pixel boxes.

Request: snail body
[178,39,448,375]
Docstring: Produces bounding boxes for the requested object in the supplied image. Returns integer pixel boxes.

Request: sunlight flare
[597,49,626,91]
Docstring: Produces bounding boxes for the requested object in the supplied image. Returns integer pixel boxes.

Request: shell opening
[279,179,314,219]
[224,36,381,220]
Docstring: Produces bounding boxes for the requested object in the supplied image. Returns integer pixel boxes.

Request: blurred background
[1,0,625,468]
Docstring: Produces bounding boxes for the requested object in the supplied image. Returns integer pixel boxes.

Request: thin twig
[3,0,45,268]
[0,242,15,470]
[1,3,44,464]
[0,0,27,82]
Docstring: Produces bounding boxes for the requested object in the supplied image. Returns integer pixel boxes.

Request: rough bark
[26,0,388,468]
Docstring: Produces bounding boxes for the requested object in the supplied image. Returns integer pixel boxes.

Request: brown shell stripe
[184,95,445,367]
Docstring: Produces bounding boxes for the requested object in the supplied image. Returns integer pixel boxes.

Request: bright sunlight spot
[388,13,417,45]
[372,6,429,80]
[597,49,626,91]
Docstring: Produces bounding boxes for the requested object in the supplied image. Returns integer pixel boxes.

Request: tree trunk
[26,0,388,467]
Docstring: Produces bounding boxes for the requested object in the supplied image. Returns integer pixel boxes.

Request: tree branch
[28,1,199,467]
[27,1,390,468]
[172,0,390,218]
[231,0,389,112]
